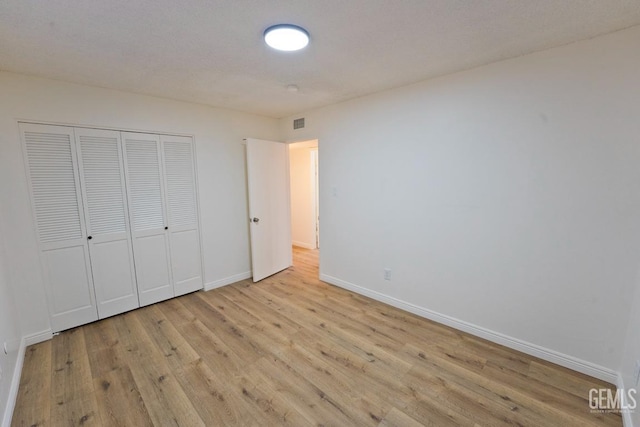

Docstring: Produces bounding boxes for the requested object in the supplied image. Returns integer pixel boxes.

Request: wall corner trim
[617,374,635,427]
[204,271,252,291]
[320,273,618,384]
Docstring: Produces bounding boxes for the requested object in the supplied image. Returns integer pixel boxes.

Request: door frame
[243,136,322,278]
[285,138,320,270]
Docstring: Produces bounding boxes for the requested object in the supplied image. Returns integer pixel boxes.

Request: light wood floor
[13,247,621,426]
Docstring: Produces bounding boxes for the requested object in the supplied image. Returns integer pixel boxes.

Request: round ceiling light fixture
[264,24,309,51]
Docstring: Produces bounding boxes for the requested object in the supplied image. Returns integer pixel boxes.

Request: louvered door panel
[21,123,98,332]
[122,132,174,306]
[76,128,139,318]
[25,131,83,243]
[78,133,126,235]
[164,139,197,228]
[162,135,202,296]
[126,138,165,231]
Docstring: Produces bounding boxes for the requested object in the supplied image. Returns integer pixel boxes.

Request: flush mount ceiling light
[264,24,309,51]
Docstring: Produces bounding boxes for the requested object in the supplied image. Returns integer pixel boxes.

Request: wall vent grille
[293,118,305,130]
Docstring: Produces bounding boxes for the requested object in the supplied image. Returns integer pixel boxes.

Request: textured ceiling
[1,1,639,118]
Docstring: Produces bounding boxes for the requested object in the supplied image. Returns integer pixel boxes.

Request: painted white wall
[289,141,318,249]
[281,26,640,376]
[0,71,280,340]
[0,218,22,426]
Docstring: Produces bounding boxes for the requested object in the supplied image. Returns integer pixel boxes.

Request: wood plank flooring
[12,247,621,426]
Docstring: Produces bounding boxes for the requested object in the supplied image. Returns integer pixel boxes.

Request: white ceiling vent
[293,118,305,130]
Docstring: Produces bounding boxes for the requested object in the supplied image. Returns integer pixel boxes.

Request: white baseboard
[1,338,25,427]
[24,329,53,346]
[204,271,252,291]
[293,241,316,250]
[320,273,618,384]
[2,327,52,427]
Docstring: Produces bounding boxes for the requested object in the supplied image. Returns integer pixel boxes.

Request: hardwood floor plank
[172,359,259,426]
[482,360,621,426]
[162,307,247,379]
[247,356,358,426]
[84,320,126,378]
[401,390,479,427]
[11,341,51,427]
[136,304,201,368]
[50,328,94,404]
[528,359,618,399]
[182,292,267,363]
[93,366,154,427]
[233,374,311,426]
[12,247,622,426]
[404,363,542,427]
[119,312,205,427]
[51,392,100,427]
[378,407,434,427]
[278,343,391,424]
[402,342,594,426]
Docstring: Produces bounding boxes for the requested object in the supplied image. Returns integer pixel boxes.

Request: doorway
[288,140,319,253]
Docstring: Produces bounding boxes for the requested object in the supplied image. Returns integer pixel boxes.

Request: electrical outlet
[384,268,392,281]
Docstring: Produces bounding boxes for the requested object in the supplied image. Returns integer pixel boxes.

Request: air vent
[293,118,305,130]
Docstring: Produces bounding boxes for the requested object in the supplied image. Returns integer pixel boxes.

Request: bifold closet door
[161,135,203,296]
[122,132,174,306]
[21,123,98,332]
[75,128,139,318]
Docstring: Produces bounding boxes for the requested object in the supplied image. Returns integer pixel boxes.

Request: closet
[21,123,203,332]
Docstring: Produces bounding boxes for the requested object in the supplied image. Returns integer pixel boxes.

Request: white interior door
[21,123,98,332]
[122,132,174,306]
[246,138,292,282]
[75,128,139,318]
[161,135,203,296]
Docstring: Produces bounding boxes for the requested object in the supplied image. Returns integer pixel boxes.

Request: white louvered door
[122,132,174,306]
[161,135,203,296]
[75,128,139,318]
[20,123,98,332]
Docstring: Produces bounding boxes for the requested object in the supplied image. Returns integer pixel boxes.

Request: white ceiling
[1,1,639,118]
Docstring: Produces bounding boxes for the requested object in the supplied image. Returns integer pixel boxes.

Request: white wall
[0,71,279,339]
[281,26,640,377]
[289,141,318,249]
[0,219,22,426]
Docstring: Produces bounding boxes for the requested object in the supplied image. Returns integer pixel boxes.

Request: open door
[246,138,292,282]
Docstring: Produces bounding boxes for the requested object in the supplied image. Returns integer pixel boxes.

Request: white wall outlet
[384,268,392,281]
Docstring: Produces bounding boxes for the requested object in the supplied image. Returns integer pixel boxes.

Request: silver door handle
[252,217,260,223]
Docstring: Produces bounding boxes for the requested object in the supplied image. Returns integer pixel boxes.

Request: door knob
[87,236,92,240]
[252,217,260,223]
